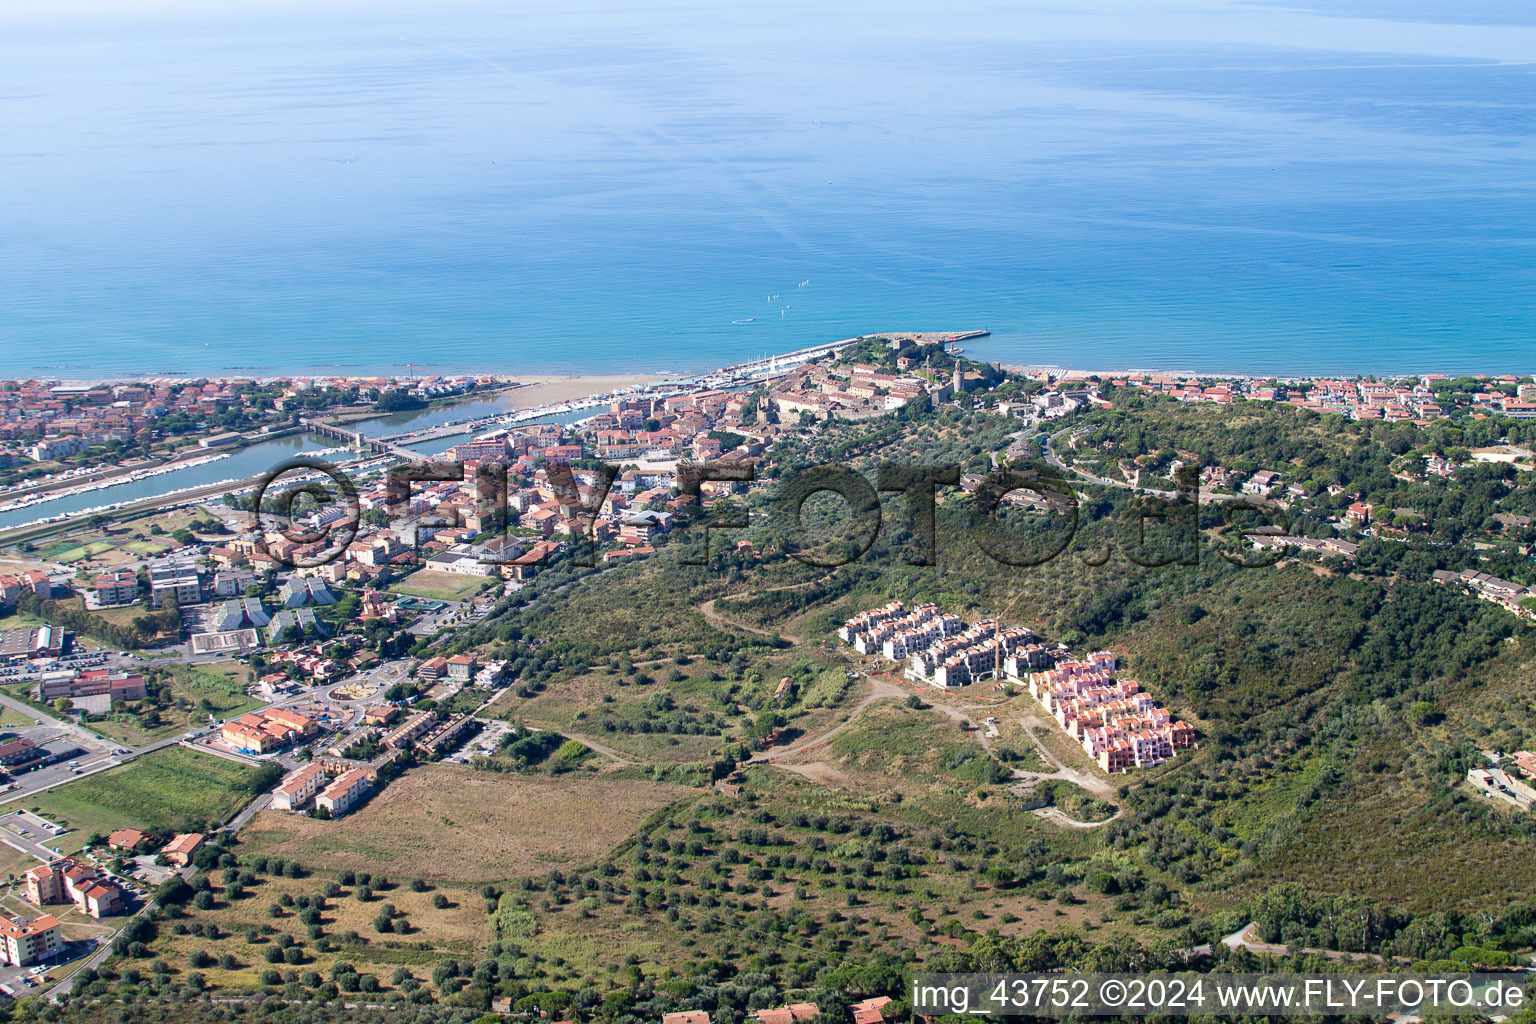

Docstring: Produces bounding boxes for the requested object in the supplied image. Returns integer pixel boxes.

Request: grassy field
[238,766,688,882]
[0,705,42,729]
[785,700,1024,803]
[388,571,490,603]
[47,542,115,563]
[26,747,265,845]
[0,841,40,883]
[486,646,862,766]
[90,663,263,746]
[0,609,52,632]
[488,654,761,764]
[83,598,148,629]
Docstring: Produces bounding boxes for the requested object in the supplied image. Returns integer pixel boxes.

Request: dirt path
[1010,712,1118,798]
[697,576,834,646]
[1032,803,1124,829]
[748,678,906,762]
[995,709,1126,827]
[1221,922,1405,964]
[558,731,638,766]
[699,598,805,645]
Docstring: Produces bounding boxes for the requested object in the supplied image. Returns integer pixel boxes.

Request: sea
[3,0,1536,381]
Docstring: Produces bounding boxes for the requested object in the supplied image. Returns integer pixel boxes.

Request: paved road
[0,707,184,810]
[0,809,73,861]
[0,693,104,749]
[49,790,276,1000]
[225,793,271,833]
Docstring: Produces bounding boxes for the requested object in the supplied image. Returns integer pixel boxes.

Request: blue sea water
[2,0,1535,379]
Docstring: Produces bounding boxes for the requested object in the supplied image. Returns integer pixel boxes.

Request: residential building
[77,882,126,919]
[278,577,336,608]
[1022,657,1195,773]
[754,1005,821,1024]
[211,568,258,598]
[1345,501,1373,527]
[0,914,62,967]
[383,711,436,750]
[315,768,370,816]
[414,714,475,758]
[23,864,64,906]
[212,596,270,632]
[107,828,150,852]
[0,738,38,766]
[271,762,328,811]
[362,704,399,726]
[161,833,206,867]
[90,570,138,608]
[148,560,202,608]
[221,708,319,754]
[19,570,54,600]
[266,607,326,645]
[1431,569,1534,620]
[849,998,893,1024]
[1242,470,1281,495]
[27,859,126,919]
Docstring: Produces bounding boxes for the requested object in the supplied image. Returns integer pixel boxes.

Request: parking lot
[0,938,99,999]
[1,808,72,859]
[441,718,507,764]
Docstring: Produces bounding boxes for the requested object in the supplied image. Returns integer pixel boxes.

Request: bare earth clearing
[238,766,689,882]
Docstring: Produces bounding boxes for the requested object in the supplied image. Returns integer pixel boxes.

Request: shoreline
[14,360,1531,389]
[18,369,689,390]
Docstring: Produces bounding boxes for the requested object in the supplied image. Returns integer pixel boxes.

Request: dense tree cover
[373,389,430,412]
[1249,882,1536,960]
[8,589,178,649]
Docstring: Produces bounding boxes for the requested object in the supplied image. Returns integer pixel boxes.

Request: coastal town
[0,333,1528,1005]
[14,2,1536,1020]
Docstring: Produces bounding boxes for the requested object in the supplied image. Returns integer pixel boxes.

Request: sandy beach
[503,374,668,408]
